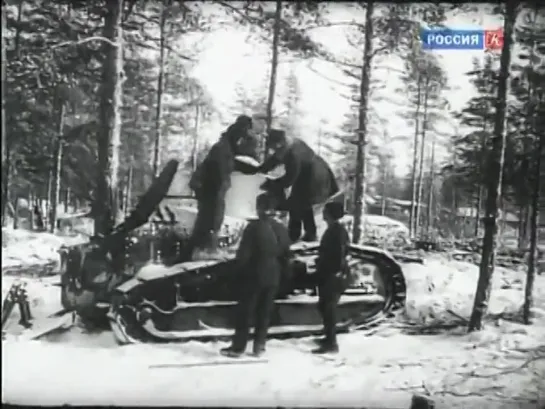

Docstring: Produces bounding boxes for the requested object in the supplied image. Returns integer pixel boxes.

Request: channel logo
[420,28,504,51]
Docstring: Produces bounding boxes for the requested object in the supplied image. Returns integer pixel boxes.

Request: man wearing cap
[312,201,350,354]
[185,115,255,259]
[256,129,340,243]
[220,193,292,358]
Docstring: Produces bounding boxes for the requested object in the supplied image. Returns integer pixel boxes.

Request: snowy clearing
[2,248,544,408]
[1,228,87,271]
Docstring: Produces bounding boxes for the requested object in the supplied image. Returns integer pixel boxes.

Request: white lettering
[471,35,479,45]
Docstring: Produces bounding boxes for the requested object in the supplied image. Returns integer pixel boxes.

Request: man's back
[236,218,290,287]
[317,221,350,280]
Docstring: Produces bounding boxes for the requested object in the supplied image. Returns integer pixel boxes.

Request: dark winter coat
[260,138,339,208]
[315,221,350,288]
[236,217,292,288]
[189,135,235,201]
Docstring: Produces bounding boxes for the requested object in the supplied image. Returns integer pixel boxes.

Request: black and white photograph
[1,1,544,408]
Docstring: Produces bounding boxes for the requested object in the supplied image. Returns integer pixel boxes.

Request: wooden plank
[149,358,268,369]
[19,312,74,341]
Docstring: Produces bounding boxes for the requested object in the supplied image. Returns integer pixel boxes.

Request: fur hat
[324,201,345,220]
[267,128,286,144]
[256,193,277,213]
[235,115,253,128]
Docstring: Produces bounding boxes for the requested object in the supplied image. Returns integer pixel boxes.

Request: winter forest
[2,1,545,408]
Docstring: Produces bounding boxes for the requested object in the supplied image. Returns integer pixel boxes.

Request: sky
[178,3,506,177]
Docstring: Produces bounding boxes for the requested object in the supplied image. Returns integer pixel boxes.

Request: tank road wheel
[290,242,406,330]
[108,242,407,343]
[60,264,96,314]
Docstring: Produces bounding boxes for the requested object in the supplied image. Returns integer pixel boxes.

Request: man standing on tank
[185,115,254,259]
[220,193,292,358]
[312,201,350,354]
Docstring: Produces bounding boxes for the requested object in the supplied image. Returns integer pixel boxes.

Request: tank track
[108,242,407,345]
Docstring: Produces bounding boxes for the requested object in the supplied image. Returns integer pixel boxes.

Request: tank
[59,158,407,344]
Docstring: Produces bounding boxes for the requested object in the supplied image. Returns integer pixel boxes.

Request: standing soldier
[184,115,255,260]
[312,201,350,354]
[220,193,292,358]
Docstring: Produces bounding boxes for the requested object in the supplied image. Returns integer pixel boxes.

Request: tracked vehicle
[59,158,407,344]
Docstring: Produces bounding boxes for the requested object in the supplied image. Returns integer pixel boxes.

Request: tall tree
[514,4,545,323]
[468,0,518,332]
[1,2,7,225]
[351,1,375,245]
[95,0,124,235]
[152,0,169,177]
[265,0,282,138]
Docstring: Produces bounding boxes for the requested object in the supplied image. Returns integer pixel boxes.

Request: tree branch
[303,21,365,31]
[51,36,119,49]
[216,1,264,26]
[371,45,390,58]
[305,61,353,87]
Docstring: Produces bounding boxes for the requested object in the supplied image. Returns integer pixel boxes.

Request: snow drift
[1,228,87,270]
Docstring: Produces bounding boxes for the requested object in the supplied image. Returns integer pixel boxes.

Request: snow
[403,255,545,325]
[2,252,544,407]
[1,228,87,270]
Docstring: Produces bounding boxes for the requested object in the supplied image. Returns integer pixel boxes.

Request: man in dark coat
[185,115,255,258]
[220,193,292,358]
[257,129,339,243]
[312,201,350,354]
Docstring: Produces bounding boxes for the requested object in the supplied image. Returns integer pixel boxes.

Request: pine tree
[468,0,518,332]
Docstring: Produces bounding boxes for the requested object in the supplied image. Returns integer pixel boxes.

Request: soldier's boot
[251,345,266,357]
[313,336,327,346]
[311,342,339,354]
[220,346,244,358]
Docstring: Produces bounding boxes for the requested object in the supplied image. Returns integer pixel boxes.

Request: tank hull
[107,242,406,344]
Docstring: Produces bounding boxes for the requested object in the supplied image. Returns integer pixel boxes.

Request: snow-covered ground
[1,228,87,270]
[2,232,544,408]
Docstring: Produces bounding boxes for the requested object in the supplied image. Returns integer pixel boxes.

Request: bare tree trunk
[123,163,133,216]
[95,0,124,236]
[523,127,542,324]
[409,76,422,238]
[468,0,516,332]
[64,187,70,214]
[426,134,436,234]
[152,0,168,177]
[1,5,7,226]
[475,124,488,237]
[45,163,53,221]
[13,196,19,229]
[50,103,66,233]
[28,188,34,230]
[264,0,282,154]
[517,204,524,247]
[381,166,387,216]
[2,0,23,226]
[351,1,374,245]
[191,103,200,172]
[415,80,430,237]
[475,186,483,236]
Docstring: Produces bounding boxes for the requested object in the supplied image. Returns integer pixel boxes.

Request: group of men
[187,115,350,356]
